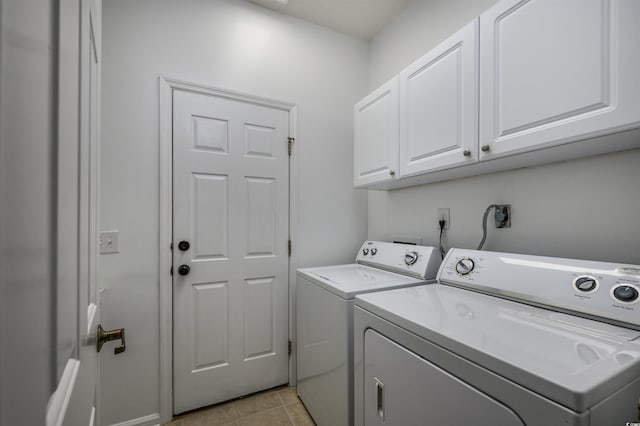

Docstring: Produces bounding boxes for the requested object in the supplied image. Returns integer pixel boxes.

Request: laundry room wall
[366,0,640,264]
[99,0,368,424]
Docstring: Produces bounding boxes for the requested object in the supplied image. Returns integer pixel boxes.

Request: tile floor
[164,386,315,426]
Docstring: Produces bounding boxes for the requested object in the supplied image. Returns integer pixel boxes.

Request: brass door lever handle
[97,324,126,354]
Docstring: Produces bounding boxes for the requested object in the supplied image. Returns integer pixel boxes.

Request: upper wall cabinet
[354,76,399,187]
[355,0,640,190]
[399,19,479,177]
[479,0,640,160]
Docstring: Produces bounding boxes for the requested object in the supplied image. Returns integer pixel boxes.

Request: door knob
[463,149,471,157]
[97,325,126,354]
[481,144,490,152]
[178,264,190,276]
[178,240,190,251]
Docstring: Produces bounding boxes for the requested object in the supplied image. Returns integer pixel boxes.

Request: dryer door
[364,329,524,426]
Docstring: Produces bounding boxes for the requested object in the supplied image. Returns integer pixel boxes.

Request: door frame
[158,77,299,422]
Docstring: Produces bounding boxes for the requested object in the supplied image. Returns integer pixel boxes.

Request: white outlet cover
[437,208,450,230]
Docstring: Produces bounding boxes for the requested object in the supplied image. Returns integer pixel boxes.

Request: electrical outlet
[437,208,450,230]
[100,230,120,254]
[494,205,511,228]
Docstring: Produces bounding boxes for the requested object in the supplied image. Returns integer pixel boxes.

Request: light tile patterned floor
[164,386,315,426]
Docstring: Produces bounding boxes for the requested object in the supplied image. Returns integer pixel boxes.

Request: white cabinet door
[480,0,640,160]
[399,19,478,177]
[354,77,399,187]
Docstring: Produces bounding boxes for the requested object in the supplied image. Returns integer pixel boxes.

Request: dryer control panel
[439,248,640,330]
[357,241,441,280]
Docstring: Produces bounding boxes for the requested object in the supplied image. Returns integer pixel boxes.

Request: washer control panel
[356,240,442,280]
[439,248,640,329]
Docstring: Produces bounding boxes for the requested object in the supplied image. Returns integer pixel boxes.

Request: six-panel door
[172,90,290,414]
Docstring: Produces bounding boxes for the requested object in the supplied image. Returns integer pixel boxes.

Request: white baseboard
[108,413,161,426]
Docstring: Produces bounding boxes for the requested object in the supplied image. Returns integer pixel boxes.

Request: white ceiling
[247,0,410,40]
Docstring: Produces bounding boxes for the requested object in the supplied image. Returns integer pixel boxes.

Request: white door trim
[158,77,299,423]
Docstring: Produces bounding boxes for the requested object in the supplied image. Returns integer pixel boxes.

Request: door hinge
[287,137,295,156]
[288,340,291,356]
[288,240,292,257]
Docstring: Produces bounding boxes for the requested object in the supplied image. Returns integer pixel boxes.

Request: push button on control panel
[613,285,639,303]
[574,276,597,292]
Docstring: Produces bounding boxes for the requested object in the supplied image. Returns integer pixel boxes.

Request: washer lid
[355,284,640,412]
[297,264,427,299]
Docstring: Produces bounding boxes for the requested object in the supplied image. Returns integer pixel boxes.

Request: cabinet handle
[463,149,471,157]
[389,169,395,176]
[375,378,385,421]
[481,144,490,152]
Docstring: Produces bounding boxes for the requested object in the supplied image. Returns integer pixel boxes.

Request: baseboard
[108,413,161,426]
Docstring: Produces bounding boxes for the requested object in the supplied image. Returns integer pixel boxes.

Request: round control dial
[455,258,475,275]
[613,285,639,303]
[362,248,369,255]
[370,248,377,256]
[404,251,419,266]
[574,276,598,292]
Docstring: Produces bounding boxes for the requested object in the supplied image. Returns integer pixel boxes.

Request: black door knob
[178,265,190,276]
[178,241,190,251]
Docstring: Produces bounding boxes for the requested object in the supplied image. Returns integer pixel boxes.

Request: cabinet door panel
[399,19,478,177]
[354,77,399,187]
[480,0,640,159]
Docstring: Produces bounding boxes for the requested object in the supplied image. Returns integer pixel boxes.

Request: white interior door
[173,90,290,414]
[49,0,103,425]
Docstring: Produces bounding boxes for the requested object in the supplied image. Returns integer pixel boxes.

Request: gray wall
[0,0,56,424]
[366,0,640,264]
[100,0,369,423]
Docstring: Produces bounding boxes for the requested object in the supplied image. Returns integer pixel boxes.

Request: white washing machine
[354,248,640,425]
[296,240,441,426]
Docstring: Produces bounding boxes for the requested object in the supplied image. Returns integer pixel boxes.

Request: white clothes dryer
[296,240,441,426]
[354,248,640,425]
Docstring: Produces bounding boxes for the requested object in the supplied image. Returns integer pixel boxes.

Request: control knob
[404,251,419,266]
[574,276,597,292]
[613,285,639,303]
[362,248,369,255]
[455,258,475,275]
[371,248,377,256]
